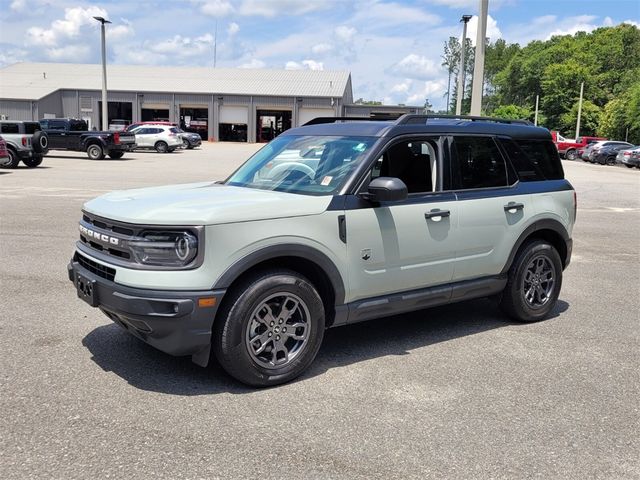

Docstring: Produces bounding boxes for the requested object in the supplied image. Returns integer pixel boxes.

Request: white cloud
[46,44,91,61]
[352,2,441,27]
[0,47,28,67]
[239,58,266,68]
[311,43,333,55]
[227,22,240,36]
[406,80,446,105]
[390,54,440,80]
[623,19,640,28]
[238,0,332,17]
[285,59,324,70]
[25,6,109,46]
[10,0,26,11]
[199,0,234,17]
[148,34,213,56]
[466,14,502,45]
[334,25,357,43]
[390,80,412,94]
[108,21,134,41]
[546,15,602,39]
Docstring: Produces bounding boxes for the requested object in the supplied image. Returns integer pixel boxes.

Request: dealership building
[0,62,419,142]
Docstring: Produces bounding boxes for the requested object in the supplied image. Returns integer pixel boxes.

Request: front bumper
[68,257,225,366]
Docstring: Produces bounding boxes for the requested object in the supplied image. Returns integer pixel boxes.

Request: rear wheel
[155,141,168,153]
[565,149,576,160]
[22,156,43,168]
[213,269,325,386]
[2,149,20,168]
[109,151,124,159]
[500,240,563,322]
[87,144,105,160]
[605,156,616,166]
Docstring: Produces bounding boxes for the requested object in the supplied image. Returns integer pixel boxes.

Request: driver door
[345,137,458,302]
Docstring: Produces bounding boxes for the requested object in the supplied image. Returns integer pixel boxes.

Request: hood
[83,182,333,225]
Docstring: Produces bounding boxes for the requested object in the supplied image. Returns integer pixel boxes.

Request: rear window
[169,127,179,134]
[515,139,564,180]
[69,120,88,131]
[24,122,41,134]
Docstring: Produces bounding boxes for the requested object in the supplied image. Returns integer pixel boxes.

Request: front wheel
[213,269,325,386]
[500,240,563,322]
[22,156,43,168]
[605,156,616,166]
[87,144,105,160]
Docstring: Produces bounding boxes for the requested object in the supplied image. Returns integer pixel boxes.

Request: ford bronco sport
[68,115,575,386]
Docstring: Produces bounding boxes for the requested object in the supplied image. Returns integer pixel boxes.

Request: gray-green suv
[68,115,576,386]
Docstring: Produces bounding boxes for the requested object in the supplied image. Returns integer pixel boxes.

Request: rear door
[448,135,527,281]
[134,128,151,147]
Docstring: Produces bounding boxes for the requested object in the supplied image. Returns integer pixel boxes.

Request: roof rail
[396,114,534,126]
[303,116,390,126]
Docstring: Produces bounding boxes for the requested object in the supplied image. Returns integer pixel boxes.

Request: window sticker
[321,176,333,186]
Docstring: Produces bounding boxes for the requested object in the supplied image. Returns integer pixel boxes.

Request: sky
[1,0,639,110]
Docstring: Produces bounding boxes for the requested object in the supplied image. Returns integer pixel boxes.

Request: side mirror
[360,177,408,203]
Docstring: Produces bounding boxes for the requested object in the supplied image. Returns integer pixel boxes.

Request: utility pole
[455,15,472,115]
[534,95,539,126]
[93,16,111,131]
[470,0,488,116]
[575,81,584,138]
[213,21,218,68]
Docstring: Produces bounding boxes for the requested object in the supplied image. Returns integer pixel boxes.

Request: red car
[552,132,607,160]
[0,136,9,167]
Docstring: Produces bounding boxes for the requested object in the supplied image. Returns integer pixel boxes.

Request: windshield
[226,135,377,196]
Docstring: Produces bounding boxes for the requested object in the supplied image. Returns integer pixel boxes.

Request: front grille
[80,212,136,261]
[76,252,116,281]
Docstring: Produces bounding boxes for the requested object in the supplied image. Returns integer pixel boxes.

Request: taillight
[114,132,120,144]
[21,136,27,146]
[624,151,631,156]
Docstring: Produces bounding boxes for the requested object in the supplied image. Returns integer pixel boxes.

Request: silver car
[129,125,183,153]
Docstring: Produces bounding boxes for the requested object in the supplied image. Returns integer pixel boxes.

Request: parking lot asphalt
[1,144,638,479]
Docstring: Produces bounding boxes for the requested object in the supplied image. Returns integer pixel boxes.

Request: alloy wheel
[522,255,555,308]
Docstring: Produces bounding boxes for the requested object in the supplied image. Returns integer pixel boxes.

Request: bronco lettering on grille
[79,224,120,246]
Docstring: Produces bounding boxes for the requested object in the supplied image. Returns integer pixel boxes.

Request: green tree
[493,104,533,121]
[441,36,461,114]
[560,101,602,137]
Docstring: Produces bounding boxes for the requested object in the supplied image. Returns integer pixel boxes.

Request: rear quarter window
[515,139,564,180]
[24,122,41,134]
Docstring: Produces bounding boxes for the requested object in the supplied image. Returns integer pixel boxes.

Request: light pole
[93,16,111,130]
[455,15,472,116]
[470,0,488,116]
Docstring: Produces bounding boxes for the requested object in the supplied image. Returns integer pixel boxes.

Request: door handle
[425,209,450,221]
[504,202,524,213]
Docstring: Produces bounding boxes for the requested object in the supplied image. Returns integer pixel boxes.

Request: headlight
[128,230,198,267]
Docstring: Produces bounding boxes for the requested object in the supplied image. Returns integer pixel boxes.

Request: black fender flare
[501,219,571,274]
[213,244,346,305]
[81,136,107,151]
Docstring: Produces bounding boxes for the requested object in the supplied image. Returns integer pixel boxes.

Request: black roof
[283,114,552,141]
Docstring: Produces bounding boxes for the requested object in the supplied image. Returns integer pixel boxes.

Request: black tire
[605,156,616,166]
[109,151,124,159]
[22,156,43,168]
[87,143,105,160]
[565,149,576,161]
[32,131,48,153]
[182,138,190,149]
[499,240,563,323]
[155,141,168,153]
[2,148,20,168]
[168,147,176,153]
[213,269,325,387]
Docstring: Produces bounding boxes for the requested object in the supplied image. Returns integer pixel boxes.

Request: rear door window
[450,136,510,190]
[24,122,41,134]
[1,124,19,134]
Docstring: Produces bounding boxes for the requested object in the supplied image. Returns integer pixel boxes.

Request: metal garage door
[219,106,248,124]
[298,108,335,126]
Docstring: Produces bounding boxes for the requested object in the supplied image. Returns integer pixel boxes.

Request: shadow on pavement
[82,298,569,395]
[45,154,134,161]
